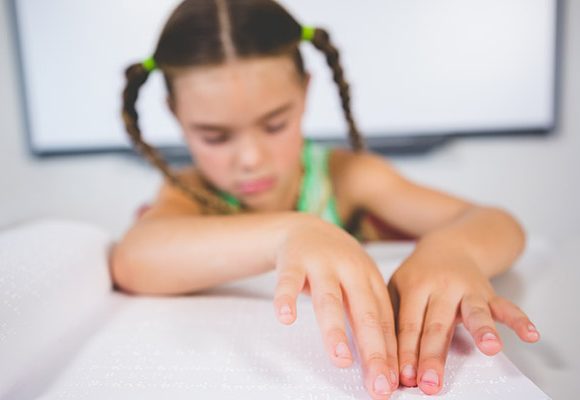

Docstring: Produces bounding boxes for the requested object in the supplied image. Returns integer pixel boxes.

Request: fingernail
[335,342,351,359]
[482,332,497,342]
[279,304,291,316]
[421,369,439,387]
[402,364,416,379]
[374,374,391,395]
[527,324,540,340]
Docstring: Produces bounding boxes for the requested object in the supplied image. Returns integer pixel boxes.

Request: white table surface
[488,235,580,399]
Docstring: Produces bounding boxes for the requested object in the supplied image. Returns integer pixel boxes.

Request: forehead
[171,56,303,123]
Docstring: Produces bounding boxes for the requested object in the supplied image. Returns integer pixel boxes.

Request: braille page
[0,220,550,399]
[0,219,113,398]
[33,294,549,400]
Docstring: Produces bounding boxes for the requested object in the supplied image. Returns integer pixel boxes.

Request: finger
[343,278,396,398]
[309,276,354,369]
[489,296,540,342]
[460,295,502,356]
[273,265,306,325]
[417,294,460,395]
[396,291,429,388]
[370,277,399,390]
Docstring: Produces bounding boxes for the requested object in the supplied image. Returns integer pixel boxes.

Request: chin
[241,192,282,212]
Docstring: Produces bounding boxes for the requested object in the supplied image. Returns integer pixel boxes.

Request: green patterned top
[296,139,343,227]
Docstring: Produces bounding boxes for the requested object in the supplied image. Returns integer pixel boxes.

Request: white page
[0,219,113,398]
[0,220,550,399]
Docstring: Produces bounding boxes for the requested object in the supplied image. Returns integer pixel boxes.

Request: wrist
[274,212,357,261]
[414,232,494,278]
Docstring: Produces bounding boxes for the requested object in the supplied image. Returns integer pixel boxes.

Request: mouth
[237,177,276,195]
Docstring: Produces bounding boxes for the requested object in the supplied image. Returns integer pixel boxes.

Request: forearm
[416,206,526,278]
[111,212,308,295]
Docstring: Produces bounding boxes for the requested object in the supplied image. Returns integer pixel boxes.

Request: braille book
[0,219,550,399]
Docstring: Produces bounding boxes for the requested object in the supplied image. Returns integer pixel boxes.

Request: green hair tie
[142,56,157,72]
[302,26,316,42]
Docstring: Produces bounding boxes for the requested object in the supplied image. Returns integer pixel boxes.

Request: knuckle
[365,351,387,365]
[380,320,396,336]
[469,305,489,317]
[314,291,342,310]
[465,306,490,327]
[358,311,382,330]
[398,321,421,336]
[276,274,300,291]
[423,322,449,337]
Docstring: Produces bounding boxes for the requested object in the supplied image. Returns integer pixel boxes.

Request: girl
[113,0,540,398]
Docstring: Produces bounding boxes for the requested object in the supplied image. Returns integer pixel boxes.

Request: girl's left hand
[389,239,540,395]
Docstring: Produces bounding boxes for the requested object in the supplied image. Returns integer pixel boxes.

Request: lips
[238,177,276,195]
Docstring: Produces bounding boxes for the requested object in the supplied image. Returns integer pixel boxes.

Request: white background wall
[1,1,578,398]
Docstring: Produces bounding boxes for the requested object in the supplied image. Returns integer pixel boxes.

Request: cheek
[271,126,303,176]
[186,139,233,188]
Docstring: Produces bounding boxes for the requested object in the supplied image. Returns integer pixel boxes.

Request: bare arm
[111,211,305,295]
[340,151,525,277]
[413,206,526,279]
[335,151,534,395]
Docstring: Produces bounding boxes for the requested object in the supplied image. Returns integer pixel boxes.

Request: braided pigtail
[121,62,236,215]
[309,28,365,152]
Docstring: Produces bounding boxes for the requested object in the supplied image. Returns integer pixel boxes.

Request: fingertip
[399,376,417,388]
[278,314,296,325]
[418,369,441,395]
[478,332,503,356]
[524,323,541,342]
[334,356,354,368]
[276,303,296,324]
[478,340,502,356]
[371,373,392,398]
[399,364,417,387]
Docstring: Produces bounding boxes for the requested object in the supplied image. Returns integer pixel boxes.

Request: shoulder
[328,148,403,205]
[140,166,206,220]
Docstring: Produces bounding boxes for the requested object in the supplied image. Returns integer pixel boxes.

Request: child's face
[170,56,308,211]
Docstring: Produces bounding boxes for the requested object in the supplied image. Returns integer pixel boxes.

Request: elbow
[109,242,141,295]
[109,240,204,296]
[109,241,166,296]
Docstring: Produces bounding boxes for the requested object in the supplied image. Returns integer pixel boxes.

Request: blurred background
[0,1,578,398]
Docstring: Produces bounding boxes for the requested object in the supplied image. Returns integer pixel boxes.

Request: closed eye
[264,121,288,134]
[202,132,231,144]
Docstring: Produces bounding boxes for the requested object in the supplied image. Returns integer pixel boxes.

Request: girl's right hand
[273,216,399,399]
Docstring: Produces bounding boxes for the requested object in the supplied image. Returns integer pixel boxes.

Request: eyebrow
[190,102,294,132]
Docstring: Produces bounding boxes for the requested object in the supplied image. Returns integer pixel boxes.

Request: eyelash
[200,121,288,144]
[265,121,288,134]
[203,133,230,144]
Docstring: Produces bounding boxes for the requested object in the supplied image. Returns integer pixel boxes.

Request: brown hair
[122,0,364,214]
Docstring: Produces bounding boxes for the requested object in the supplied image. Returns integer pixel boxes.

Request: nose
[236,133,267,172]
